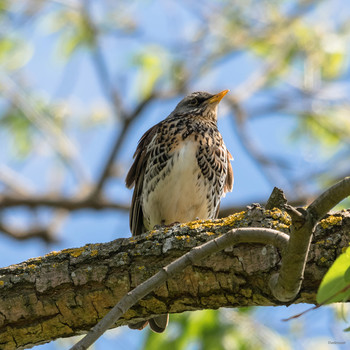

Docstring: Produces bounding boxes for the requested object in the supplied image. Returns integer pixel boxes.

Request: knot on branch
[265,187,288,210]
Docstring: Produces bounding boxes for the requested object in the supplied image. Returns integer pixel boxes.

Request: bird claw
[153,221,180,230]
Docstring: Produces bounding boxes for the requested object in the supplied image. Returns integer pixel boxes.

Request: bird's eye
[188,98,198,106]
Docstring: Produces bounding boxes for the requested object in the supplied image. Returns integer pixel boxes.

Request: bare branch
[0,222,57,243]
[0,165,35,195]
[0,194,129,211]
[308,176,350,223]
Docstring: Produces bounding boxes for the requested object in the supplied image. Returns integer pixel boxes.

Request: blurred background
[1,0,350,349]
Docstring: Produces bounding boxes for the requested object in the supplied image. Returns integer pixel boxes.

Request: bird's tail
[149,314,169,333]
[128,314,169,333]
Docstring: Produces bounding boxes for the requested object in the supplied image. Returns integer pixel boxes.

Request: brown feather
[224,150,234,193]
[125,123,160,236]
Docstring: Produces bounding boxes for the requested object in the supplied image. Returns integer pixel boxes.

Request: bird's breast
[142,140,214,230]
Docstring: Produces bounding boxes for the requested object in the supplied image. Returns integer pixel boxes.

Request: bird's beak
[207,89,229,105]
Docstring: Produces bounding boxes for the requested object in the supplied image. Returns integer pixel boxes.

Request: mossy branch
[1,205,349,349]
[70,227,289,350]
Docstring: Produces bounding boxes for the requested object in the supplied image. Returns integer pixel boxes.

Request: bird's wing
[125,123,160,236]
[196,137,233,219]
[214,148,234,218]
[224,149,234,194]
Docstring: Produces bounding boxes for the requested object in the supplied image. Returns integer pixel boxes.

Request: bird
[125,90,233,333]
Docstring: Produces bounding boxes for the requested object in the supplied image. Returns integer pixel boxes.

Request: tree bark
[0,206,349,349]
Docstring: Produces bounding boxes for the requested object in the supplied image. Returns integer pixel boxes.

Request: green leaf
[317,246,350,304]
[0,107,33,158]
[289,111,350,157]
[0,37,33,70]
[322,52,346,79]
[143,311,228,350]
[46,9,95,59]
[132,47,164,98]
[344,266,350,283]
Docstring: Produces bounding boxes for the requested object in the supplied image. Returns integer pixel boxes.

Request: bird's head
[171,90,229,120]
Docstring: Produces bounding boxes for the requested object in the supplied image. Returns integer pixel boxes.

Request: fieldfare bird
[125,90,233,333]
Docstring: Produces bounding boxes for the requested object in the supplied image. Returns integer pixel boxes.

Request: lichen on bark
[0,206,349,349]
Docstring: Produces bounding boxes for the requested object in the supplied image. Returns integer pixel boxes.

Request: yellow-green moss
[276,223,289,230]
[184,220,211,230]
[222,211,246,226]
[175,235,190,240]
[26,264,37,270]
[266,208,291,226]
[320,215,342,229]
[90,249,98,257]
[181,211,247,230]
[240,288,252,298]
[206,231,215,236]
[46,250,60,257]
[68,247,85,258]
[124,309,138,319]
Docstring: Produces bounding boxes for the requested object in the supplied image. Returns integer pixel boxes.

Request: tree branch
[0,192,311,215]
[0,194,129,211]
[1,206,349,349]
[0,222,57,243]
[71,227,289,350]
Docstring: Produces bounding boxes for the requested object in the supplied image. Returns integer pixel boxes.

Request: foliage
[317,247,350,305]
[143,309,292,350]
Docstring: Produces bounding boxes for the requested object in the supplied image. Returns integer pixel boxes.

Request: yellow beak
[207,89,229,104]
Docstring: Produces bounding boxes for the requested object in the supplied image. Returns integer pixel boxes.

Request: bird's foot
[153,221,181,230]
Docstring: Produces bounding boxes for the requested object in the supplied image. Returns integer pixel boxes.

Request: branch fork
[270,177,350,302]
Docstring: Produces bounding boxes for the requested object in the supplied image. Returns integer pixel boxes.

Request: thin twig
[282,284,350,322]
[0,222,57,243]
[70,227,289,350]
[308,176,350,223]
[0,165,35,195]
